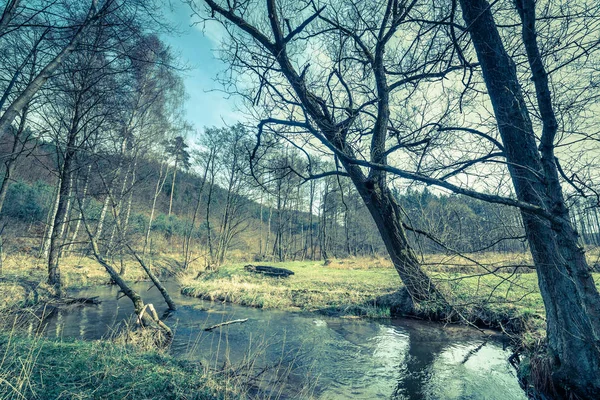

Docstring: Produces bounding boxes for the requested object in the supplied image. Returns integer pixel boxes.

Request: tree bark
[183,151,211,268]
[350,166,444,305]
[127,244,176,311]
[82,212,171,338]
[460,0,600,396]
[167,157,178,217]
[0,105,29,216]
[0,0,20,38]
[96,194,110,239]
[144,160,169,255]
[68,164,92,252]
[47,127,78,293]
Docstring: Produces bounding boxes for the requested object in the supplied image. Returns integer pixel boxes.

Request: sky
[160,1,239,135]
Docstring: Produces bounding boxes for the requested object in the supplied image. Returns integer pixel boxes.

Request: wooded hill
[4,133,598,267]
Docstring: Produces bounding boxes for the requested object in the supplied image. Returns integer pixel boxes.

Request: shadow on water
[38,282,526,400]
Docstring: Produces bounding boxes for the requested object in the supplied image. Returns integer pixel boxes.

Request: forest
[1,0,600,399]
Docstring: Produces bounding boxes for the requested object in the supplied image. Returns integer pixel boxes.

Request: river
[40,282,527,399]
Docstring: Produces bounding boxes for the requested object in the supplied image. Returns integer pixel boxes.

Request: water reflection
[41,283,526,400]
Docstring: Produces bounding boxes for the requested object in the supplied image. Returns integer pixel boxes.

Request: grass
[0,331,236,400]
[180,259,400,318]
[0,253,233,400]
[0,253,179,289]
[0,253,315,400]
[179,253,600,346]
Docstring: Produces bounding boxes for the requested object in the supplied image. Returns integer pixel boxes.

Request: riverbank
[179,257,600,345]
[2,252,599,399]
[0,255,232,400]
[180,257,600,398]
[1,279,529,400]
[0,332,236,399]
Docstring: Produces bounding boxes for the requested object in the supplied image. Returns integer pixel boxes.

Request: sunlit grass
[180,260,398,318]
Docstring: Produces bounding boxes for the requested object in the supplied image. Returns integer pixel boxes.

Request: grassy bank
[0,332,236,400]
[179,255,600,345]
[0,252,239,400]
[0,261,240,400]
[181,259,400,318]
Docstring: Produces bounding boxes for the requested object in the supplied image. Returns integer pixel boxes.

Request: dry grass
[180,259,400,317]
[0,253,180,289]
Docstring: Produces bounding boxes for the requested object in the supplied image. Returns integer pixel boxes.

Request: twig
[204,318,249,331]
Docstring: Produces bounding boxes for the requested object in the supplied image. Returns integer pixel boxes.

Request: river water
[40,282,527,400]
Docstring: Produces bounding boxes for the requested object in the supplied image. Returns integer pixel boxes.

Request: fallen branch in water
[62,296,101,305]
[204,318,248,331]
[126,243,177,311]
[461,340,488,364]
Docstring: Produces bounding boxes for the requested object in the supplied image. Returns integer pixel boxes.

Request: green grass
[0,333,237,400]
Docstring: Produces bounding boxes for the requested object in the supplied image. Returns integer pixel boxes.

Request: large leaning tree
[459,0,600,396]
[188,0,457,308]
[189,0,600,396]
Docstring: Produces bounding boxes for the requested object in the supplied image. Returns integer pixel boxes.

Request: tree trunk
[205,159,215,266]
[352,172,444,305]
[106,143,132,257]
[168,158,178,217]
[309,180,315,260]
[460,0,600,396]
[144,160,169,255]
[0,0,21,38]
[128,245,176,311]
[0,105,28,216]
[81,212,171,338]
[39,179,61,259]
[47,149,76,293]
[183,152,210,268]
[96,194,110,239]
[122,154,138,239]
[258,190,264,257]
[68,164,92,252]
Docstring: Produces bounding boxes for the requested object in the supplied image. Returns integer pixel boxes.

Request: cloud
[194,19,229,47]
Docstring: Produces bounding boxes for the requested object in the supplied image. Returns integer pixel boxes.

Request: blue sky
[160,2,240,134]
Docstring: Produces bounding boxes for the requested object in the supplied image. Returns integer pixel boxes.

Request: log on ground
[244,264,294,277]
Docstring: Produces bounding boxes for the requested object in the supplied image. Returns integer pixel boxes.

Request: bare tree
[197,124,252,267]
[191,0,600,395]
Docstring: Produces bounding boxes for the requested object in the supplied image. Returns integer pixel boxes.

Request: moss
[0,333,236,400]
